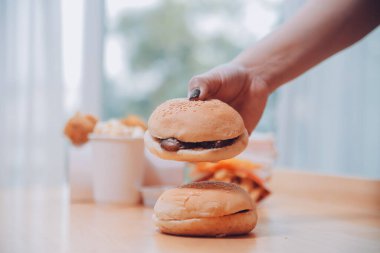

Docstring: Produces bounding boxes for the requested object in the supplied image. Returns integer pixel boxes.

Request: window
[103,0,282,132]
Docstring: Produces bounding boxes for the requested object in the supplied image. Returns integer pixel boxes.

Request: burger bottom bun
[154,210,257,237]
[144,129,249,162]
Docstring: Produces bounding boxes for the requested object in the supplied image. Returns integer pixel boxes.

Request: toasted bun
[154,181,257,236]
[148,98,246,142]
[154,210,257,237]
[144,129,248,162]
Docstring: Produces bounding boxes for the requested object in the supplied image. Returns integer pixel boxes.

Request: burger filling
[158,136,239,152]
[234,209,250,214]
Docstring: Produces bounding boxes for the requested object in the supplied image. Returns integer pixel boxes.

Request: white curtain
[0,0,64,186]
[0,0,104,186]
[276,0,380,178]
[80,0,104,115]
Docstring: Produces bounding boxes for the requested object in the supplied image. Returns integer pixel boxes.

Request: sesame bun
[148,99,245,142]
[145,98,249,162]
[153,181,257,237]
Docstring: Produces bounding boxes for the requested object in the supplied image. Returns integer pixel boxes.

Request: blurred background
[0,0,379,186]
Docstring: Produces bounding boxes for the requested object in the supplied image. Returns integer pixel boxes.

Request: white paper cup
[89,135,145,205]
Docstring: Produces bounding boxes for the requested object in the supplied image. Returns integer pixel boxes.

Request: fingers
[187,76,208,100]
[187,64,249,103]
[187,64,269,135]
[187,71,221,101]
[188,88,201,101]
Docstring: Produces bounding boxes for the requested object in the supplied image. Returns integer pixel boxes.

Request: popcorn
[93,119,145,138]
[120,115,147,131]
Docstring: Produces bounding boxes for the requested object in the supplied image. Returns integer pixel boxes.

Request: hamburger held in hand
[144,98,249,162]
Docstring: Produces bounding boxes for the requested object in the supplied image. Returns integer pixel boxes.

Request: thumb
[187,72,221,101]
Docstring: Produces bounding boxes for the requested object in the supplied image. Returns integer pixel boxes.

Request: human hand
[188,63,270,134]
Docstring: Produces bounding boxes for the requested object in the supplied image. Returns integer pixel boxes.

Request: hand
[188,63,270,134]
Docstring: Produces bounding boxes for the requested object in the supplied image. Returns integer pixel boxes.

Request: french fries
[190,158,270,203]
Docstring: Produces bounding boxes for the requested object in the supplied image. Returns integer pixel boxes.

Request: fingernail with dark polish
[189,88,200,101]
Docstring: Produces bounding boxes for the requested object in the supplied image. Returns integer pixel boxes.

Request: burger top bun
[154,181,254,221]
[148,98,246,142]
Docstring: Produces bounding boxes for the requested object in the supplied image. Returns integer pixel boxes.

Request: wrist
[231,34,302,94]
[229,59,278,95]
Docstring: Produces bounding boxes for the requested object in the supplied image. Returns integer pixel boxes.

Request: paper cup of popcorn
[89,120,146,205]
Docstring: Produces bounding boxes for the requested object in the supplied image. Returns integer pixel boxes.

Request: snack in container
[90,119,146,205]
[63,113,147,204]
[189,158,270,203]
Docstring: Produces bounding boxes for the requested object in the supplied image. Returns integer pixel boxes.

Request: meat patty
[159,136,239,152]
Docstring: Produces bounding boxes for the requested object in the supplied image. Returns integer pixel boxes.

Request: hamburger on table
[154,181,257,237]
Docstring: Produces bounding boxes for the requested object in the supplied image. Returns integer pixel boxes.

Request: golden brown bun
[148,98,245,142]
[154,181,254,220]
[144,129,248,162]
[154,181,257,237]
[154,210,257,237]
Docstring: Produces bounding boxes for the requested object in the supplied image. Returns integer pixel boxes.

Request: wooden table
[1,170,379,253]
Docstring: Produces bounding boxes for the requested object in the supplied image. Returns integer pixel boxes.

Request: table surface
[1,170,380,253]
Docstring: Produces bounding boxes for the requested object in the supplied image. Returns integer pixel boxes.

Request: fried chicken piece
[64,112,98,145]
[120,115,147,131]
